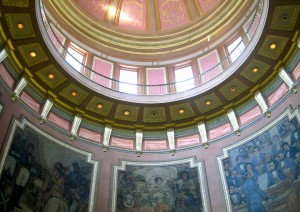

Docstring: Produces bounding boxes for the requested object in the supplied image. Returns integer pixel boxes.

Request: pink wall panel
[144,140,167,150]
[118,0,146,30]
[111,137,134,149]
[76,0,109,21]
[197,0,221,14]
[158,0,189,30]
[0,64,15,89]
[92,57,113,87]
[238,105,261,126]
[198,50,222,83]
[208,123,231,140]
[267,83,288,107]
[147,68,166,95]
[78,127,101,143]
[48,112,71,131]
[177,134,200,148]
[20,91,41,113]
[292,62,300,81]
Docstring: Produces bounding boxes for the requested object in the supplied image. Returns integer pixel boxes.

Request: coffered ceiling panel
[17,43,48,67]
[270,5,300,31]
[194,93,222,113]
[36,65,67,89]
[5,14,35,39]
[169,103,195,121]
[59,83,89,106]
[85,96,113,116]
[114,104,139,122]
[143,107,166,123]
[258,35,289,60]
[240,59,271,83]
[219,78,249,101]
[2,0,29,7]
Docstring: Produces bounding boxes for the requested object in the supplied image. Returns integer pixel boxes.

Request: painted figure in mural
[245,163,259,182]
[282,142,298,159]
[228,184,244,206]
[271,134,284,157]
[262,153,278,173]
[37,162,69,212]
[289,123,300,147]
[277,151,294,171]
[121,193,138,212]
[242,171,268,212]
[66,162,89,212]
[0,181,13,211]
[250,146,265,174]
[266,161,286,188]
[12,142,37,209]
[233,156,246,186]
[277,117,291,138]
[171,170,200,212]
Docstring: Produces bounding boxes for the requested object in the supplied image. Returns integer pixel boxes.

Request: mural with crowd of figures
[0,119,97,212]
[112,158,210,212]
[218,109,300,212]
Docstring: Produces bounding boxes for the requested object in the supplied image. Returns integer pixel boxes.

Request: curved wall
[0,67,299,211]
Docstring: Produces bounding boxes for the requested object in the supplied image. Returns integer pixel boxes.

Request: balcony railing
[39,0,263,96]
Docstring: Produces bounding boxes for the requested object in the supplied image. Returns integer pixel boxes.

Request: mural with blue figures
[221,114,300,211]
[115,162,204,212]
[0,122,95,212]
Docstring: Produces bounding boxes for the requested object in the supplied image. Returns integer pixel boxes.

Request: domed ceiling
[0,0,299,136]
[45,0,250,60]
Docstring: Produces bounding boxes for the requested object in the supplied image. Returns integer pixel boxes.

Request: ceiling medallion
[269,43,277,49]
[48,73,55,79]
[230,86,237,92]
[205,100,211,106]
[71,91,77,96]
[252,67,259,73]
[29,51,37,57]
[17,23,24,29]
[97,103,103,109]
[151,111,157,116]
[178,108,185,114]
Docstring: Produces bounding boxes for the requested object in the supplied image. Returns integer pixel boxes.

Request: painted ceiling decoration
[0,0,299,146]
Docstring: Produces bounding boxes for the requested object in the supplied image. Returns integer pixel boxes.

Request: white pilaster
[278,66,297,93]
[136,130,143,156]
[254,91,270,117]
[40,99,53,124]
[103,125,112,151]
[227,109,240,135]
[167,128,175,155]
[198,121,208,148]
[12,77,28,101]
[0,49,8,62]
[70,115,82,140]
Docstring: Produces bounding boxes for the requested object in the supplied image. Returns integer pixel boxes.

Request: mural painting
[112,158,209,212]
[219,110,300,211]
[0,119,97,212]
